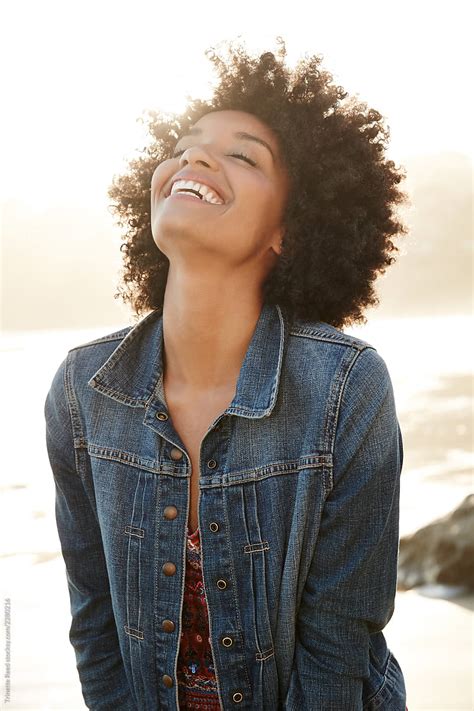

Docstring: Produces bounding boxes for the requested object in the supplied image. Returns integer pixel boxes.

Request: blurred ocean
[0,314,472,709]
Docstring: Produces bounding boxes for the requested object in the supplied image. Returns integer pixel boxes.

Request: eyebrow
[184,126,275,161]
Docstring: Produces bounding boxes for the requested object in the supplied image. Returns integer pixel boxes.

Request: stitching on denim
[322,347,354,457]
[87,443,188,477]
[204,467,333,489]
[327,346,375,456]
[125,473,143,642]
[255,646,274,661]
[125,525,145,538]
[88,311,162,401]
[84,310,164,407]
[226,305,287,419]
[64,350,88,479]
[266,305,286,415]
[289,324,372,351]
[200,454,332,489]
[124,625,144,640]
[88,444,158,470]
[221,486,253,694]
[87,382,149,408]
[243,541,270,554]
[223,454,331,479]
[73,437,88,450]
[136,477,147,633]
[91,310,160,375]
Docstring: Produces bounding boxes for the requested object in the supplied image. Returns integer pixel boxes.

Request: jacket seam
[289,326,370,350]
[328,345,376,458]
[87,383,149,408]
[64,350,88,477]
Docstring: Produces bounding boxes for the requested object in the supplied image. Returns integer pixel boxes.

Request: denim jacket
[44,302,407,710]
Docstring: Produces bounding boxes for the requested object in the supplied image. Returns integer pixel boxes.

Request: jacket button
[170,447,183,460]
[232,691,243,703]
[162,674,174,688]
[221,636,233,647]
[209,522,219,532]
[162,619,175,633]
[163,505,178,520]
[207,459,217,469]
[162,562,177,576]
[216,579,227,590]
[156,411,168,421]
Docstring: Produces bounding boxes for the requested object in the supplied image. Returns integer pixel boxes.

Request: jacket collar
[88,302,287,419]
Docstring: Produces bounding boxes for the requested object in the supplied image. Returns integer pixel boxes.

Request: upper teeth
[170,180,224,204]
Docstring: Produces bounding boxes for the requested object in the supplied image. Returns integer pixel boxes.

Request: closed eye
[171,148,257,167]
[231,152,257,166]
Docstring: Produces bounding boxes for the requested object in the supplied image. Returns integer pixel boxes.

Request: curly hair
[108,38,407,329]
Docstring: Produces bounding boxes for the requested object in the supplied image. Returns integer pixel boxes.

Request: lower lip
[166,193,223,205]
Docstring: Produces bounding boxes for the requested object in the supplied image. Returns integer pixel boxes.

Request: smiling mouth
[166,191,225,206]
[167,179,225,204]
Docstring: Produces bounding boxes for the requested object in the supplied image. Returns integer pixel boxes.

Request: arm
[284,347,404,710]
[44,354,136,711]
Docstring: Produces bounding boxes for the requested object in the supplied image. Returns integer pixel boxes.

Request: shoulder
[286,316,391,394]
[288,318,373,352]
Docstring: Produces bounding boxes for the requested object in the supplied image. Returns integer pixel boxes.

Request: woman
[45,40,408,710]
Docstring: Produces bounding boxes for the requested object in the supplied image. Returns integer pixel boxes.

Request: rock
[397,494,474,591]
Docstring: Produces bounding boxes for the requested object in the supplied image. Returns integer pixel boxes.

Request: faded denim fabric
[44,302,407,710]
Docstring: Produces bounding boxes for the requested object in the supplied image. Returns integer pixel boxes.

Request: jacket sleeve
[284,347,405,710]
[44,354,136,711]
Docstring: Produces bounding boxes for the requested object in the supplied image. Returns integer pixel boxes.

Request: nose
[178,144,218,170]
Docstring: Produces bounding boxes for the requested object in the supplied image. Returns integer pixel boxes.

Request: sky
[1,0,472,211]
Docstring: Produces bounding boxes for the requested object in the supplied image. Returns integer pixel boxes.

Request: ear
[270,226,285,256]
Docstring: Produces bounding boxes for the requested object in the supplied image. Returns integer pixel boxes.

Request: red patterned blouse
[176,525,222,710]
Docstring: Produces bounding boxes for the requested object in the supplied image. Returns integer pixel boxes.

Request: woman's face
[150,110,289,271]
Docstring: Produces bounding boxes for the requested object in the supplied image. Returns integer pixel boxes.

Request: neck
[162,264,264,393]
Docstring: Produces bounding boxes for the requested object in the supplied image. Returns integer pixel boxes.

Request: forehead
[191,110,279,147]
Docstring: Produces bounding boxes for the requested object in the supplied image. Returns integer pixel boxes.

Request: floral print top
[176,525,222,710]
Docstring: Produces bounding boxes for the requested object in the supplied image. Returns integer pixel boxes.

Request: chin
[152,219,206,253]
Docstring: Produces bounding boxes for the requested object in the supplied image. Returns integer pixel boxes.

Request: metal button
[162,562,177,576]
[155,411,168,421]
[207,459,217,469]
[221,636,233,647]
[216,579,227,590]
[232,691,243,703]
[170,447,183,460]
[163,505,178,520]
[162,619,175,633]
[209,522,219,533]
[162,674,174,688]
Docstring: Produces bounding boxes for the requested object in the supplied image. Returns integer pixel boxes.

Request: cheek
[151,161,173,200]
[239,178,285,225]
